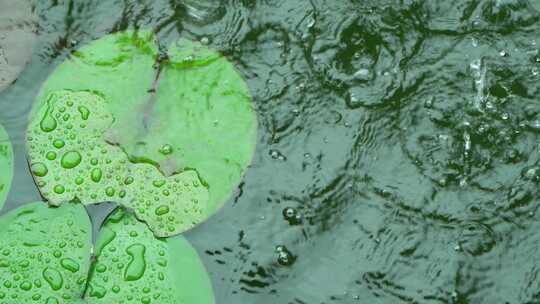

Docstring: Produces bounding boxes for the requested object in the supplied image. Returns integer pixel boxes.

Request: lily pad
[84,208,215,304]
[0,0,36,91]
[0,203,214,303]
[0,123,13,210]
[29,30,257,232]
[0,202,92,304]
[27,90,209,237]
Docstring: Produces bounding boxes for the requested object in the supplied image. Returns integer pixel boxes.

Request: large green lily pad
[0,0,36,92]
[0,123,13,210]
[27,90,208,237]
[0,202,92,304]
[85,208,215,303]
[28,30,257,232]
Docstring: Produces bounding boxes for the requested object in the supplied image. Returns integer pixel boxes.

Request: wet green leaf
[84,208,215,304]
[0,202,92,303]
[27,90,208,237]
[29,30,257,234]
[0,0,36,92]
[0,123,13,210]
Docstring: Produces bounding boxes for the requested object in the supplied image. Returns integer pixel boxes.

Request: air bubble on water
[282,207,302,225]
[528,120,540,132]
[353,68,370,80]
[269,149,286,161]
[200,37,210,45]
[275,245,296,266]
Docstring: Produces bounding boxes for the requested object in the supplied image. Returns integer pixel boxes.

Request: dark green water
[2,0,540,303]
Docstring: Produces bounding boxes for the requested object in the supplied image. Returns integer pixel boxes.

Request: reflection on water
[1,0,540,303]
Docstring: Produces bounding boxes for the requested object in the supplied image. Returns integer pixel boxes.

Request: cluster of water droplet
[0,203,90,304]
[27,90,208,237]
[84,209,175,303]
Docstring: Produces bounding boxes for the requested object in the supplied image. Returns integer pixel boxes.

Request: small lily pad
[30,30,257,229]
[0,123,13,210]
[0,0,36,91]
[84,208,215,304]
[27,90,209,237]
[0,202,92,303]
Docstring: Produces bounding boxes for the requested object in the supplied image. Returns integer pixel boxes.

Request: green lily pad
[84,208,215,304]
[0,203,214,303]
[0,0,36,92]
[29,30,257,233]
[0,123,13,210]
[0,202,92,303]
[27,90,209,237]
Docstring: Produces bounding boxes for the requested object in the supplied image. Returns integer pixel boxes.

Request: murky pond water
[2,0,540,303]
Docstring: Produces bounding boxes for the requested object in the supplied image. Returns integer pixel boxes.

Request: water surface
[1,0,540,303]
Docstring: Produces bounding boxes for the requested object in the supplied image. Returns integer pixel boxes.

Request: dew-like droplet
[31,163,48,177]
[45,297,60,304]
[159,144,173,155]
[96,264,107,273]
[43,267,63,290]
[124,244,146,281]
[19,281,32,291]
[53,139,65,149]
[89,284,107,299]
[105,187,115,197]
[78,106,90,120]
[152,180,166,188]
[60,258,79,273]
[40,110,57,133]
[46,151,57,160]
[54,185,65,194]
[155,205,170,216]
[61,151,82,169]
[75,176,84,185]
[91,168,103,183]
[124,176,134,185]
